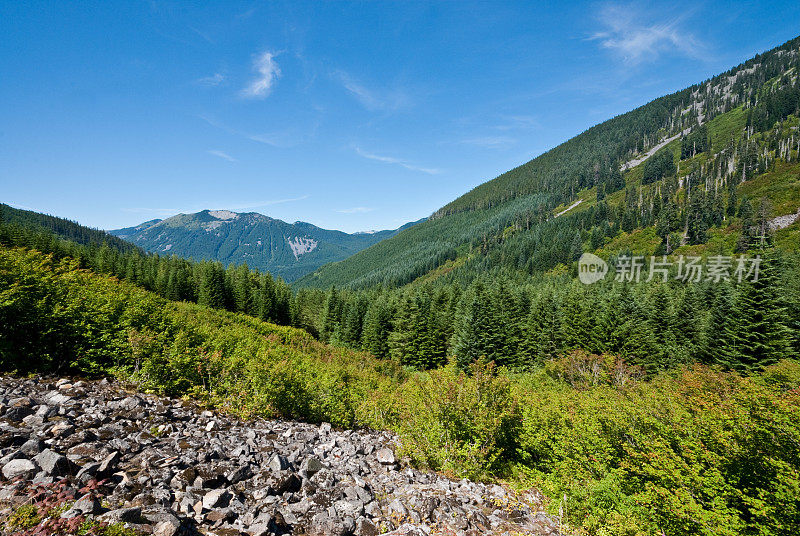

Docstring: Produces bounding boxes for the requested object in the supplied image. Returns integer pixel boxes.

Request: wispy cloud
[337,207,374,214]
[198,115,318,149]
[196,73,225,86]
[249,121,320,148]
[189,26,215,44]
[207,149,237,162]
[494,114,540,131]
[460,136,517,150]
[241,51,281,99]
[589,3,704,65]
[333,70,409,112]
[354,146,441,175]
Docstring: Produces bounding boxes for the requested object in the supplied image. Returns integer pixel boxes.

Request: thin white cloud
[354,146,441,175]
[207,150,237,162]
[198,115,318,149]
[460,136,517,150]
[241,51,281,99]
[337,207,375,214]
[196,73,225,86]
[333,70,409,112]
[589,3,703,65]
[249,121,319,148]
[494,114,540,131]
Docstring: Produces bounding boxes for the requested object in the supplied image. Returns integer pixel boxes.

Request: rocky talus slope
[0,376,562,536]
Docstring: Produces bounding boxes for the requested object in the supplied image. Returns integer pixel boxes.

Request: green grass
[596,227,662,257]
[774,221,800,252]
[708,105,747,153]
[739,160,800,217]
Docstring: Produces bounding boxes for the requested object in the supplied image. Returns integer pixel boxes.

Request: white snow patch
[287,236,318,259]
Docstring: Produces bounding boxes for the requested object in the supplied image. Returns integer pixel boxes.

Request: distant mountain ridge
[110,209,421,281]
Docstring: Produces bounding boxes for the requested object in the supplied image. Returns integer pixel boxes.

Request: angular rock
[2,458,37,480]
[300,456,324,478]
[202,488,231,510]
[376,448,395,465]
[19,438,45,456]
[99,506,143,524]
[33,449,73,476]
[268,453,290,472]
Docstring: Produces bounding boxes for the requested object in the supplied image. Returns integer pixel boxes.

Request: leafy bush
[388,360,521,479]
[515,365,800,535]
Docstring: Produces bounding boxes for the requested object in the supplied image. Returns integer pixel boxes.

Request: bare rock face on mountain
[0,375,561,535]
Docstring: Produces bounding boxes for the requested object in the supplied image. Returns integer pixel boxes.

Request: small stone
[98,450,120,476]
[154,520,180,536]
[226,464,253,484]
[268,453,290,472]
[355,517,379,536]
[300,456,324,478]
[376,448,395,465]
[202,488,230,510]
[19,439,44,456]
[388,498,407,517]
[49,421,75,438]
[69,494,102,516]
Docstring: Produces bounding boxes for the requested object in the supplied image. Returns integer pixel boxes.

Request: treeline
[0,203,139,254]
[0,212,295,325]
[314,250,799,374]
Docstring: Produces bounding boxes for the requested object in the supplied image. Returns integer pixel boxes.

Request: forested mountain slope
[297,35,800,289]
[111,210,420,282]
[0,203,140,255]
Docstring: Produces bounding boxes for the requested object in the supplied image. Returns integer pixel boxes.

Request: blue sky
[2,1,799,233]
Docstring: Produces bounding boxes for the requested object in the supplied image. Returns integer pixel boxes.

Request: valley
[2,16,800,536]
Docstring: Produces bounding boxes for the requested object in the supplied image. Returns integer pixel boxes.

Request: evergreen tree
[723,252,793,370]
[362,295,394,359]
[197,262,226,309]
[320,287,343,343]
[520,291,562,367]
[450,281,494,368]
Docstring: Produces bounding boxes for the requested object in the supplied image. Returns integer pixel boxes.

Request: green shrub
[8,504,40,529]
[391,360,521,479]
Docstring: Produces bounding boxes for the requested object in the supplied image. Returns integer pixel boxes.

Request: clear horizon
[2,1,799,233]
